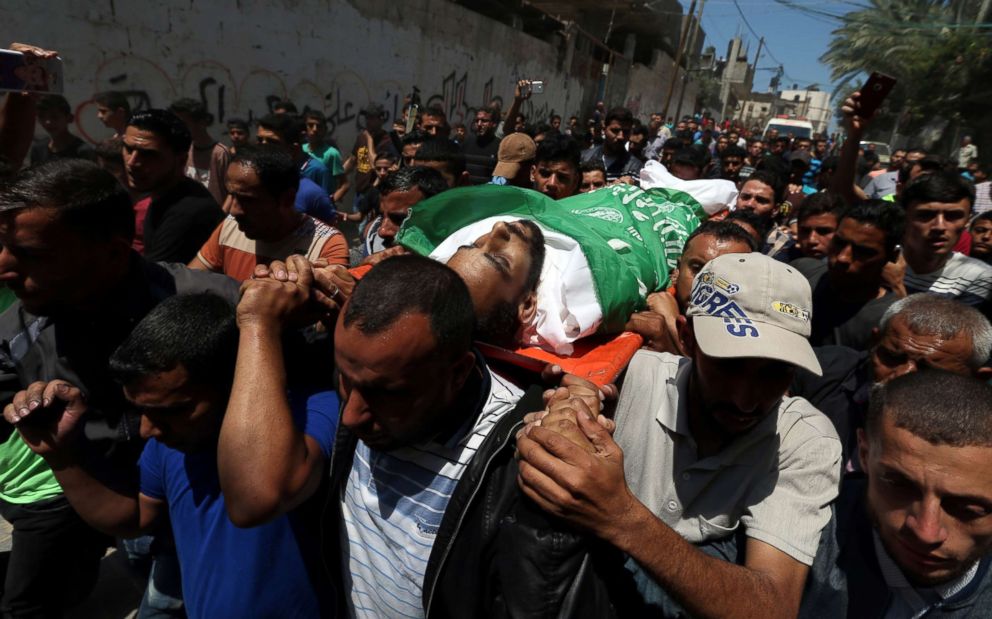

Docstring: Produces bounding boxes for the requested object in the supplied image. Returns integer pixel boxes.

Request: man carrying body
[898,171,992,306]
[363,166,448,255]
[124,109,224,263]
[579,161,607,193]
[219,255,610,617]
[801,370,992,618]
[190,144,348,281]
[0,160,237,616]
[518,253,841,618]
[581,107,643,183]
[5,293,338,618]
[792,200,902,350]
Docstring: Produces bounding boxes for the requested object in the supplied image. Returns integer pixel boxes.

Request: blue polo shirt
[295,176,338,225]
[139,389,339,619]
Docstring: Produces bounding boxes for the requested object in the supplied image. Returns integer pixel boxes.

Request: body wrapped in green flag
[396,184,703,353]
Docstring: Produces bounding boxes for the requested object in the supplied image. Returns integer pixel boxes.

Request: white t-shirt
[904,251,992,307]
[340,368,523,618]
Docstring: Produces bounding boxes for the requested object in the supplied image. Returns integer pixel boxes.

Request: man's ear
[530,165,538,184]
[517,291,538,329]
[451,350,477,392]
[677,315,693,356]
[669,265,680,288]
[458,171,471,187]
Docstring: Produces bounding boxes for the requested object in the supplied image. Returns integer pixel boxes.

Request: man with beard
[517,253,841,618]
[800,370,992,618]
[189,144,348,282]
[792,200,903,350]
[580,107,642,183]
[444,219,545,348]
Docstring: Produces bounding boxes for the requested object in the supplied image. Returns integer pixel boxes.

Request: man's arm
[218,255,328,527]
[500,80,531,137]
[2,380,162,537]
[517,405,809,619]
[829,92,869,207]
[0,44,59,170]
[332,174,350,205]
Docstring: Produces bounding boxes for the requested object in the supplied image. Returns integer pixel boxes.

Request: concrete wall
[9,0,603,150]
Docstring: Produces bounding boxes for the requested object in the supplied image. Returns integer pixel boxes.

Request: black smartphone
[858,72,896,119]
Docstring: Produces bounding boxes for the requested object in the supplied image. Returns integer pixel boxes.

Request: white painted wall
[10,0,600,151]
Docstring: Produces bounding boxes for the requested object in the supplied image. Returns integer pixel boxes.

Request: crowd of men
[0,42,990,619]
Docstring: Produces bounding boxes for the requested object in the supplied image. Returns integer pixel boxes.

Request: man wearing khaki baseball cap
[490,132,535,188]
[515,252,842,618]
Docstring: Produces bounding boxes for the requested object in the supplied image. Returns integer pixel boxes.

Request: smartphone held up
[0,49,63,94]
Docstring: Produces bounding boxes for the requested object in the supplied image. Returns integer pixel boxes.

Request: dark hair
[605,107,634,125]
[273,100,298,114]
[477,107,498,122]
[168,98,212,124]
[579,160,606,175]
[725,208,771,243]
[230,144,300,198]
[0,159,134,242]
[819,155,840,172]
[402,130,429,147]
[226,118,249,131]
[744,169,786,204]
[413,138,466,177]
[534,134,581,169]
[93,138,124,166]
[662,138,683,151]
[257,113,304,145]
[533,123,553,137]
[550,114,562,122]
[899,155,943,184]
[127,109,192,154]
[343,255,474,359]
[94,91,131,114]
[684,219,758,253]
[518,219,546,295]
[378,165,448,199]
[673,145,708,171]
[423,106,447,122]
[37,94,71,116]
[839,199,906,255]
[719,145,746,160]
[797,191,845,223]
[867,370,992,447]
[972,211,992,227]
[303,110,326,125]
[901,170,975,210]
[110,293,239,388]
[630,125,648,138]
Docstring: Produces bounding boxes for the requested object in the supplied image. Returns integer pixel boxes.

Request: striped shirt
[340,368,523,618]
[196,215,348,282]
[904,252,992,307]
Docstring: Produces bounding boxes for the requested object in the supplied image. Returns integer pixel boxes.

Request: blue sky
[696,0,858,93]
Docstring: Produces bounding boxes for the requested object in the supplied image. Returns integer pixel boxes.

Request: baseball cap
[361,103,386,118]
[493,133,536,178]
[686,253,821,375]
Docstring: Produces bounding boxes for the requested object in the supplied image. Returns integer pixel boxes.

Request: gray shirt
[613,350,842,565]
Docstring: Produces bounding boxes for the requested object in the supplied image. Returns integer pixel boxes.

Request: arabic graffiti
[74,55,561,148]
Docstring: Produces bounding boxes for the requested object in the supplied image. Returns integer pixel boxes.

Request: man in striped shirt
[899,172,992,307]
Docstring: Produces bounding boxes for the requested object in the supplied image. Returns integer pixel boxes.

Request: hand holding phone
[0,48,63,94]
[857,72,896,119]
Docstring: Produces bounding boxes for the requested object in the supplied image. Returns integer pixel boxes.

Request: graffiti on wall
[76,54,560,148]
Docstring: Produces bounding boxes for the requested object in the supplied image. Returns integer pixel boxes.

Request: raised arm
[218,255,328,527]
[829,92,869,207]
[3,380,162,538]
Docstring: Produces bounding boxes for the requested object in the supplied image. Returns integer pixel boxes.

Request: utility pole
[674,0,706,121]
[662,0,697,119]
[740,36,763,125]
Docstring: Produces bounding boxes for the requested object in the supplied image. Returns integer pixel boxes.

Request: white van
[763,117,814,140]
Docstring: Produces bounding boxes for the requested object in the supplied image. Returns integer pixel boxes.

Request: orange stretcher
[348,264,642,387]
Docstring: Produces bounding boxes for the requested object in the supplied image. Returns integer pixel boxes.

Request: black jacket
[800,479,992,618]
[322,381,618,619]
